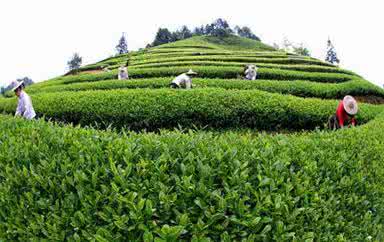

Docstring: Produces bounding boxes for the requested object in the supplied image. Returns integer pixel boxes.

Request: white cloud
[0,0,383,88]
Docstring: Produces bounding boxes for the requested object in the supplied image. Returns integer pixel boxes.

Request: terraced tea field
[0,35,383,241]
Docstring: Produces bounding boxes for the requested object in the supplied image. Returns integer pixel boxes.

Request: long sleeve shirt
[245,67,257,80]
[171,74,192,89]
[118,67,129,80]
[15,91,36,120]
[336,101,356,127]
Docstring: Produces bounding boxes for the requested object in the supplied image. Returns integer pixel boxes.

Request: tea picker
[170,69,197,89]
[118,58,130,80]
[11,80,36,120]
[118,65,129,80]
[328,95,358,129]
[244,64,258,80]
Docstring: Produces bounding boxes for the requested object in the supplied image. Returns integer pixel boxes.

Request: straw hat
[186,69,197,75]
[343,95,358,115]
[11,80,24,92]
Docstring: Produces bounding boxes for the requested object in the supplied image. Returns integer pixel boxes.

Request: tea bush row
[0,89,381,131]
[24,78,384,100]
[0,114,383,241]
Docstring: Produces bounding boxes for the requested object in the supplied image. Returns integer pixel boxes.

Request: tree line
[150,18,261,47]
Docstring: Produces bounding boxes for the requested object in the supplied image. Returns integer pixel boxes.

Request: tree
[179,25,192,39]
[325,39,340,65]
[152,28,173,46]
[204,24,214,35]
[16,77,34,86]
[235,26,260,41]
[274,38,311,56]
[292,44,310,56]
[209,18,233,37]
[116,33,128,55]
[67,53,82,71]
[193,25,205,36]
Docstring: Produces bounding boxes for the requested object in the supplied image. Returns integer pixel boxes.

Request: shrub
[0,114,383,240]
[24,78,384,100]
[0,89,381,131]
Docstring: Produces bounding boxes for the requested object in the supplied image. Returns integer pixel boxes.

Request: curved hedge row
[58,67,356,86]
[24,78,384,100]
[0,89,382,131]
[132,61,356,75]
[131,56,333,67]
[0,114,383,241]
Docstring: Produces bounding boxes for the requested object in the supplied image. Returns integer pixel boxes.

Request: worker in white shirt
[170,69,197,89]
[11,80,36,120]
[244,64,258,80]
[102,65,111,73]
[118,65,129,80]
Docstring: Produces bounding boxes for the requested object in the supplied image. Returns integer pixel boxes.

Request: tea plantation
[0,35,384,241]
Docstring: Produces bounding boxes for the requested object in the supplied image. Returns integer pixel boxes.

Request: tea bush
[47,67,355,86]
[24,78,384,100]
[0,113,383,241]
[132,61,357,75]
[0,89,382,131]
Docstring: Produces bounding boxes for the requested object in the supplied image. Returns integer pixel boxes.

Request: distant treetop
[325,39,340,65]
[116,33,128,55]
[151,18,261,47]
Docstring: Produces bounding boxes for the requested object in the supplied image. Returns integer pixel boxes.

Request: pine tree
[67,53,82,71]
[325,39,340,64]
[116,33,128,55]
[152,28,173,46]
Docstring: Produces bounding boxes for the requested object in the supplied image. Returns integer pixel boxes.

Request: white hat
[343,95,358,115]
[11,80,24,92]
[186,69,197,75]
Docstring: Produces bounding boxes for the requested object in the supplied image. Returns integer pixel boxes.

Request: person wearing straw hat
[11,80,36,120]
[170,69,197,89]
[244,64,258,80]
[328,95,358,129]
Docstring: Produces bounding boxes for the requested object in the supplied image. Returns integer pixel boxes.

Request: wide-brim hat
[343,95,358,115]
[186,69,197,75]
[11,81,24,92]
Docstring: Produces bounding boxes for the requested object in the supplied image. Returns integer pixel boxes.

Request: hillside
[0,35,384,241]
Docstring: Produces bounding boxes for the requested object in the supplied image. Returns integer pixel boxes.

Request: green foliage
[0,89,381,131]
[67,53,82,71]
[23,78,384,100]
[1,31,383,242]
[37,67,355,87]
[0,114,384,240]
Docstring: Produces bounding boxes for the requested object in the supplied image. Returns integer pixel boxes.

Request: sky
[0,0,383,88]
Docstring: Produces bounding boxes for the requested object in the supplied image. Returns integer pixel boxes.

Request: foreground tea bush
[0,89,382,131]
[0,114,383,241]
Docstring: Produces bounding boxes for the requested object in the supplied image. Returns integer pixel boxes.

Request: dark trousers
[328,114,340,130]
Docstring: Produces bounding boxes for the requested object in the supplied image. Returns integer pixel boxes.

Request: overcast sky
[0,0,383,88]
